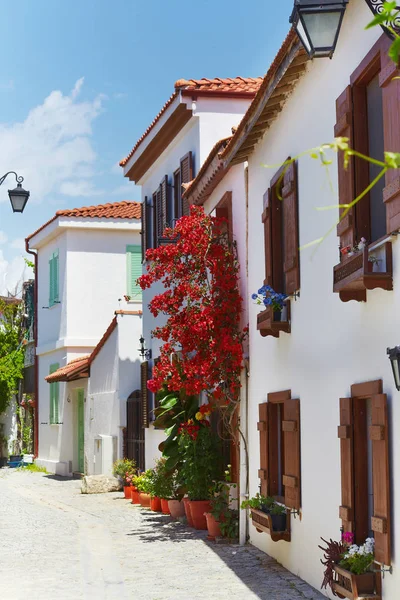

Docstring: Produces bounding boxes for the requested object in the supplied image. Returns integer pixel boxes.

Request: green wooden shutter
[49,363,59,424]
[126,245,142,301]
[49,250,59,306]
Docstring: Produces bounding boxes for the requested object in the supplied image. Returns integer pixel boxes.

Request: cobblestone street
[0,470,325,600]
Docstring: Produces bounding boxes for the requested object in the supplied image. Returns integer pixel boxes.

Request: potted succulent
[179,420,221,530]
[320,533,375,598]
[112,458,137,499]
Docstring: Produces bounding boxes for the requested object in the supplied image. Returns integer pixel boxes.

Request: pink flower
[342,531,354,545]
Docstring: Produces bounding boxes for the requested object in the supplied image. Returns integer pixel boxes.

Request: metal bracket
[372,564,393,578]
[290,508,300,519]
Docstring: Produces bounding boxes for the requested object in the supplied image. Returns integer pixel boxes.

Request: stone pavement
[0,469,326,600]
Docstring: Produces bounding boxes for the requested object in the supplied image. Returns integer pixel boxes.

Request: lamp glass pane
[295,19,312,54]
[393,359,400,390]
[302,10,342,50]
[9,193,26,212]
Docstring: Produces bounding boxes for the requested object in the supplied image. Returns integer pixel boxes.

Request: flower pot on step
[168,499,185,519]
[131,487,140,505]
[188,500,211,530]
[205,512,222,540]
[183,497,194,527]
[150,496,162,512]
[139,492,151,507]
[161,498,170,514]
[123,485,132,499]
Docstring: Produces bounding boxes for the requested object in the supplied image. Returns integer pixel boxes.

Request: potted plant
[240,493,275,513]
[131,474,141,504]
[179,420,221,530]
[252,285,287,322]
[9,440,23,463]
[168,471,186,518]
[320,533,375,598]
[112,458,137,498]
[150,457,175,514]
[136,469,153,507]
[0,425,8,467]
[148,458,166,512]
[270,503,287,532]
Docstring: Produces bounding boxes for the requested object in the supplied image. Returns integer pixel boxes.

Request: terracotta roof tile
[89,316,118,365]
[26,201,140,242]
[120,77,262,168]
[45,355,90,383]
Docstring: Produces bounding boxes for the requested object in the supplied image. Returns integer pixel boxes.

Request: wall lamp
[138,336,152,360]
[290,0,349,58]
[387,346,400,391]
[0,171,30,213]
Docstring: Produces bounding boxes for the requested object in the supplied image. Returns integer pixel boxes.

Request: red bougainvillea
[138,205,245,405]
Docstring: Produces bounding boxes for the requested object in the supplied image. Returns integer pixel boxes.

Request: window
[126,245,142,302]
[49,363,60,424]
[259,161,299,337]
[49,250,59,307]
[258,390,301,511]
[338,380,391,566]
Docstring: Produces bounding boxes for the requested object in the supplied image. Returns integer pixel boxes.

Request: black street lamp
[0,171,30,213]
[138,336,152,360]
[290,0,349,59]
[387,346,400,391]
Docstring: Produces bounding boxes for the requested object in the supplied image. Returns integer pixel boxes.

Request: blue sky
[0,0,293,292]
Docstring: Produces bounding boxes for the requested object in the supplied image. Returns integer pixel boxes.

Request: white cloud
[0,78,104,204]
[110,183,135,196]
[59,180,104,197]
[0,252,32,297]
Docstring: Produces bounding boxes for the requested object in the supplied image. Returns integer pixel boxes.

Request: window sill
[250,508,291,542]
[256,303,291,338]
[333,243,393,302]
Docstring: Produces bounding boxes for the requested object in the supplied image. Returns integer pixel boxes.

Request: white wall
[246,1,397,596]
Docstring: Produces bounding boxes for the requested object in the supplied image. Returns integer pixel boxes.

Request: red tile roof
[119,77,263,168]
[26,201,141,242]
[45,355,90,383]
[89,316,118,365]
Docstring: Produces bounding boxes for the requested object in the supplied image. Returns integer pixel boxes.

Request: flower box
[332,565,376,599]
[249,508,291,542]
[257,303,291,338]
[333,243,392,303]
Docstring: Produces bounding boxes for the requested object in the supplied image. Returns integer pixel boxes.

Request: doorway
[126,390,145,471]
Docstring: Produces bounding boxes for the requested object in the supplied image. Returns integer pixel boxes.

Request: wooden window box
[333,243,393,303]
[257,303,291,338]
[250,508,291,542]
[332,565,379,599]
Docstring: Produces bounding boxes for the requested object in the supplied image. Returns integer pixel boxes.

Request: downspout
[25,239,39,459]
[239,163,250,546]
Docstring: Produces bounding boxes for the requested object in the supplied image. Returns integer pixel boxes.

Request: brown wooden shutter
[156,185,163,241]
[160,175,168,234]
[262,189,273,286]
[380,40,400,233]
[282,161,300,295]
[258,402,269,496]
[283,398,301,510]
[141,197,148,262]
[153,357,161,411]
[370,393,391,566]
[334,86,356,250]
[338,397,354,533]
[180,152,193,216]
[140,360,149,428]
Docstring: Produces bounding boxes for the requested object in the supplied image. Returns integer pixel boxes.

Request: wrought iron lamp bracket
[365,1,400,38]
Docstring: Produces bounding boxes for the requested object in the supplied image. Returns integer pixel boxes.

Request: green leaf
[165,455,179,471]
[160,394,179,409]
[389,37,400,64]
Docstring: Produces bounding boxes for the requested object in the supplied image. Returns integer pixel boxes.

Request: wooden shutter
[380,41,400,233]
[334,86,356,250]
[283,398,301,510]
[49,363,59,424]
[54,251,59,302]
[370,393,391,566]
[140,361,149,428]
[262,189,273,286]
[338,397,354,533]
[153,357,161,412]
[49,256,54,306]
[282,162,300,295]
[258,402,269,496]
[141,197,148,262]
[160,175,168,233]
[155,185,163,240]
[127,245,142,301]
[180,152,193,216]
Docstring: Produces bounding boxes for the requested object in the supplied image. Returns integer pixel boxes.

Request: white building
[120,76,263,469]
[26,201,143,476]
[187,1,399,597]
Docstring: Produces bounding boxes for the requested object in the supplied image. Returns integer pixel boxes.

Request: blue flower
[263,297,272,306]
[251,293,258,300]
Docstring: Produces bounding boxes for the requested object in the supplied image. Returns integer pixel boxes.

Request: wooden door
[77,389,85,473]
[127,390,145,471]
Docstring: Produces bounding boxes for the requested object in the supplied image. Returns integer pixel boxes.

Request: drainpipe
[239,163,250,546]
[25,239,38,459]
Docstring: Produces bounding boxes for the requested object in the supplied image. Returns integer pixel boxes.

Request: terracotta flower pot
[131,488,140,505]
[183,497,194,527]
[205,512,222,540]
[188,500,211,530]
[168,499,185,519]
[123,485,132,499]
[150,496,162,512]
[161,498,170,514]
[139,492,151,507]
